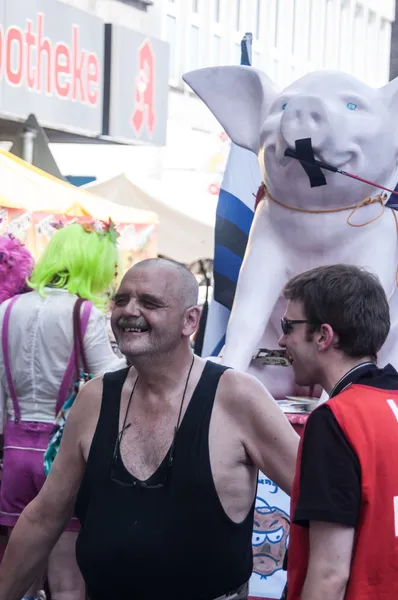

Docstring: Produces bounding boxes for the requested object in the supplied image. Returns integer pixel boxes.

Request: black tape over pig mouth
[285,138,327,188]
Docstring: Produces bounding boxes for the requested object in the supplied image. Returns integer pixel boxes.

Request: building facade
[165,0,394,90]
[0,0,170,148]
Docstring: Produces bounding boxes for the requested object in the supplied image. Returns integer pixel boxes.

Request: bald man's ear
[183,305,202,338]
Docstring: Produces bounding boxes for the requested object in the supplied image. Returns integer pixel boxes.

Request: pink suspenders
[2,295,92,423]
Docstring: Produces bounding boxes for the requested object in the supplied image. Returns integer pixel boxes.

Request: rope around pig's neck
[262,185,389,228]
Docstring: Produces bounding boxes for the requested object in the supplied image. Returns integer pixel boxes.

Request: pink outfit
[0,421,80,530]
[0,295,92,529]
[0,289,125,427]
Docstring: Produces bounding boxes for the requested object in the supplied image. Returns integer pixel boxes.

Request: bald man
[0,259,299,600]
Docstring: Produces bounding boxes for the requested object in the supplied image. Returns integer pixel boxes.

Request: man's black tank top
[75,361,255,600]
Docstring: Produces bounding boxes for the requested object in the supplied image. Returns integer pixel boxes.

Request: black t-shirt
[293,362,398,529]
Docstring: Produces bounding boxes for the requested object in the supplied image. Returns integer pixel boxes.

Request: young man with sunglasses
[279,264,398,600]
[0,258,299,600]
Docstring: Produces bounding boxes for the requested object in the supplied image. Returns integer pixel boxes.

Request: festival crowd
[0,221,395,600]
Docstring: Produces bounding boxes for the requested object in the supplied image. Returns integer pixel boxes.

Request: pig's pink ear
[183,66,278,154]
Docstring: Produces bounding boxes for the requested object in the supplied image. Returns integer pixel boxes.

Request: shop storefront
[0,0,169,145]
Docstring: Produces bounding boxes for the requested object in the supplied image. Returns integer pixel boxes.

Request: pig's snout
[281,96,331,150]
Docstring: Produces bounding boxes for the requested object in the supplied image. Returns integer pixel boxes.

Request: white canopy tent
[86,174,215,264]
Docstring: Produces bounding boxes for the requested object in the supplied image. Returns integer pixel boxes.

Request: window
[292,0,310,60]
[274,0,279,47]
[236,0,241,32]
[215,0,221,22]
[353,3,365,77]
[213,35,221,65]
[192,0,199,12]
[379,18,390,84]
[291,0,296,54]
[255,0,261,39]
[339,0,350,68]
[118,0,153,7]
[308,0,313,60]
[189,25,200,71]
[366,11,377,83]
[166,15,178,81]
[323,0,334,67]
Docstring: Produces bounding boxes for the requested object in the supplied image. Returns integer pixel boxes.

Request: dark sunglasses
[110,423,176,490]
[280,318,310,335]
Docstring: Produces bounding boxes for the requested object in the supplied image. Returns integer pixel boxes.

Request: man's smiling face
[111,265,186,360]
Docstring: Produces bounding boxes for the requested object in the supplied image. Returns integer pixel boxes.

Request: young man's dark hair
[283,264,390,360]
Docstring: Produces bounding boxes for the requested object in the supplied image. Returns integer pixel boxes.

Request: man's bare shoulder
[74,366,133,414]
[216,367,299,494]
[66,375,105,438]
[74,375,103,409]
[67,375,106,460]
[217,368,276,412]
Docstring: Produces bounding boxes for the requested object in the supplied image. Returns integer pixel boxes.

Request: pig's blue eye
[282,103,287,110]
[347,102,357,111]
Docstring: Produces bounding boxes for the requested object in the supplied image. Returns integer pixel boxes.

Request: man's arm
[225,370,300,495]
[301,521,355,600]
[0,377,101,600]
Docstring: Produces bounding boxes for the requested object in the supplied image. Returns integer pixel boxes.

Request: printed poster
[249,473,290,599]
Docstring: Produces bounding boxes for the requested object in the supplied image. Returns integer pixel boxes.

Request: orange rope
[265,188,388,227]
[263,186,398,284]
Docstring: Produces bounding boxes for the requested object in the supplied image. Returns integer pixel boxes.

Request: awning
[86,173,214,263]
[0,150,158,224]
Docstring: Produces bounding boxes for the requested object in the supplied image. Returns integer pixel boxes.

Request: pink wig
[0,234,34,304]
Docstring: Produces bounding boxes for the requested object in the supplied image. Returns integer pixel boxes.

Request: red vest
[288,384,398,600]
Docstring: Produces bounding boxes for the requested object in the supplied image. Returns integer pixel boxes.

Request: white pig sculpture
[183,67,398,399]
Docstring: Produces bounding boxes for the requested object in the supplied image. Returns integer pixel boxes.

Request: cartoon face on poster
[249,473,290,599]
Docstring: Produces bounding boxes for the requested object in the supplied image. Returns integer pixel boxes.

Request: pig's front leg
[221,201,287,372]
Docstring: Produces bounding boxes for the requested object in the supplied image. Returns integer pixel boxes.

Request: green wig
[29,223,119,310]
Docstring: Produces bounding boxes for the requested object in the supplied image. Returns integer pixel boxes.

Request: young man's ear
[317,323,336,352]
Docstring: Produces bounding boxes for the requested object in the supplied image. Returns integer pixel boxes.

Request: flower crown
[51,218,120,245]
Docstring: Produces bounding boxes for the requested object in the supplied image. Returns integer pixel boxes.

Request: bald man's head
[112,258,201,360]
[129,258,199,309]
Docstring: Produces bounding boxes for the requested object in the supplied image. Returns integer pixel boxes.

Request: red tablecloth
[287,412,309,436]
